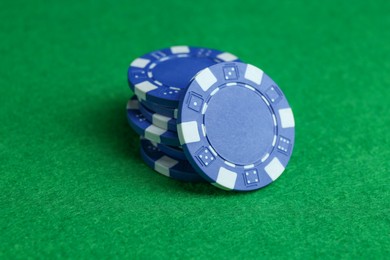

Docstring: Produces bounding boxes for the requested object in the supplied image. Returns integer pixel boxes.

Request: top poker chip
[177,62,295,191]
[128,46,240,107]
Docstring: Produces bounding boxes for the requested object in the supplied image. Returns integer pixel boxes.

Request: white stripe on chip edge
[196,68,217,92]
[126,99,138,110]
[278,108,295,128]
[135,81,158,100]
[130,58,150,68]
[201,103,208,114]
[177,121,200,144]
[224,161,235,168]
[217,52,238,62]
[201,124,206,137]
[265,157,285,181]
[152,113,170,129]
[216,167,237,190]
[155,156,179,176]
[208,146,217,156]
[244,64,264,85]
[171,46,190,54]
[145,125,166,143]
[244,164,255,169]
[210,88,219,96]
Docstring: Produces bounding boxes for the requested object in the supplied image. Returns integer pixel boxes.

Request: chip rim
[139,138,205,182]
[126,97,180,146]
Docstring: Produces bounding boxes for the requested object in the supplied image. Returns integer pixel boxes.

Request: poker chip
[156,143,186,161]
[139,101,177,132]
[139,98,178,119]
[177,62,295,191]
[140,138,205,182]
[126,97,180,146]
[126,47,296,190]
[128,46,240,107]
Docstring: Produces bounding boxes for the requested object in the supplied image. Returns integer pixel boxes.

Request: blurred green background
[1,0,389,258]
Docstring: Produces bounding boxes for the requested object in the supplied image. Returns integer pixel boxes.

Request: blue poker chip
[177,62,295,191]
[139,101,177,132]
[156,143,186,161]
[139,98,178,119]
[126,96,180,146]
[140,138,205,182]
[128,46,241,107]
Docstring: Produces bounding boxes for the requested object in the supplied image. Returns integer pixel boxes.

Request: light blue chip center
[204,85,275,165]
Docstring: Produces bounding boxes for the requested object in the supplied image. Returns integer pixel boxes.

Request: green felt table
[1,0,389,258]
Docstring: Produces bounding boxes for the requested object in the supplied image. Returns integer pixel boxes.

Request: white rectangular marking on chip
[224,161,235,168]
[196,68,217,92]
[210,88,219,96]
[244,64,263,85]
[261,95,270,106]
[171,46,190,54]
[147,72,153,78]
[265,157,285,181]
[244,84,255,91]
[201,103,208,115]
[244,164,255,169]
[261,153,270,162]
[145,125,166,143]
[149,63,157,69]
[160,57,169,62]
[135,81,158,100]
[153,114,170,128]
[155,156,178,176]
[279,108,295,128]
[126,100,138,110]
[272,114,277,126]
[226,82,237,86]
[177,54,188,58]
[216,167,237,190]
[272,135,277,146]
[201,124,206,137]
[208,146,217,156]
[131,58,150,68]
[177,121,200,144]
[217,52,238,62]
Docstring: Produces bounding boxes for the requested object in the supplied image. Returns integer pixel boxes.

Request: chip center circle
[204,85,275,166]
[152,56,216,89]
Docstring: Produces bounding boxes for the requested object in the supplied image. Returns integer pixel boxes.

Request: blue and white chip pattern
[140,138,205,182]
[128,46,240,107]
[126,97,180,146]
[177,62,295,191]
[138,101,177,132]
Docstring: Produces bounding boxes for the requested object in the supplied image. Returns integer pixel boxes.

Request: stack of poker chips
[127,46,295,191]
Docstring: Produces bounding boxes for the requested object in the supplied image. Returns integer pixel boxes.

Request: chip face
[126,97,180,146]
[128,46,240,107]
[177,62,295,191]
[140,138,205,183]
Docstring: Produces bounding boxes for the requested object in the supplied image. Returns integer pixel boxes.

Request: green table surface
[1,0,389,258]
